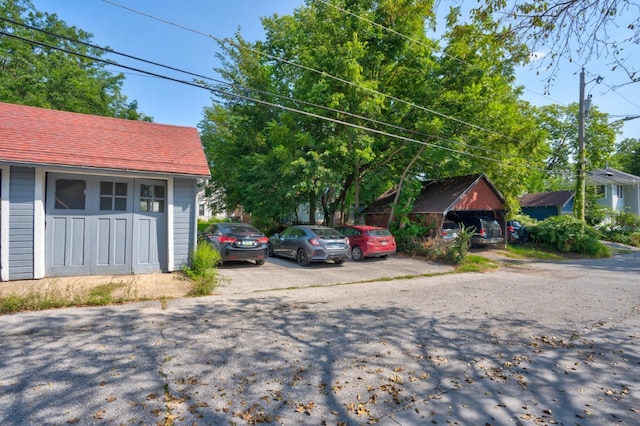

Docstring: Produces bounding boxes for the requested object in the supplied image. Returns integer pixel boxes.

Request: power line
[102,0,528,145]
[0,28,545,171]
[1,16,541,166]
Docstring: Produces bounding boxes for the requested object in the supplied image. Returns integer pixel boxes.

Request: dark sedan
[202,223,269,265]
[268,225,350,266]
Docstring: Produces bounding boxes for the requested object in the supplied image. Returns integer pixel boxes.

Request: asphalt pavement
[1,249,639,425]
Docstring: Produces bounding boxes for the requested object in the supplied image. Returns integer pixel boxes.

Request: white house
[588,167,640,215]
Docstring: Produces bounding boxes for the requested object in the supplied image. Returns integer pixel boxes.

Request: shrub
[598,209,640,248]
[442,225,472,265]
[183,241,221,296]
[392,221,434,254]
[392,221,470,265]
[528,215,610,257]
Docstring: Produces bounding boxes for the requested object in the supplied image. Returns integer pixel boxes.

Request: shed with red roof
[361,174,506,239]
[0,102,210,281]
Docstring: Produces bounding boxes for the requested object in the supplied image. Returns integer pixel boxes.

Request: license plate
[240,240,255,247]
[381,241,388,245]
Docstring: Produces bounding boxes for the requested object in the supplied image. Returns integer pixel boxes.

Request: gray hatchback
[268,225,350,266]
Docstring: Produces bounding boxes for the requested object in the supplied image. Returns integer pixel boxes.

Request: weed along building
[0,102,210,282]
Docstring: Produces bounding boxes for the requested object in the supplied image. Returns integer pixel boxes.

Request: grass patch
[455,255,499,273]
[506,244,573,261]
[0,281,139,315]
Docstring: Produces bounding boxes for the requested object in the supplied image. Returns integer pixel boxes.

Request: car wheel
[296,248,311,266]
[255,259,265,266]
[351,246,364,261]
[334,258,345,265]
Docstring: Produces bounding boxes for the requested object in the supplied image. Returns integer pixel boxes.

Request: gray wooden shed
[0,102,210,281]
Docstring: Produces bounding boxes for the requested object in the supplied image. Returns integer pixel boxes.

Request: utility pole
[575,68,586,222]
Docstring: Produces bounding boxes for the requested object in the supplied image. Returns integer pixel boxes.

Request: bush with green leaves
[182,241,222,296]
[598,209,640,247]
[391,221,433,254]
[528,215,610,257]
[439,225,472,265]
[391,220,470,265]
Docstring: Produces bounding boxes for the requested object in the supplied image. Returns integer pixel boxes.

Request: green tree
[200,0,545,226]
[0,0,150,119]
[610,137,640,176]
[532,103,620,190]
[430,6,546,213]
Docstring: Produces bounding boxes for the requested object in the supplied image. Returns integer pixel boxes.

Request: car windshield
[312,227,344,238]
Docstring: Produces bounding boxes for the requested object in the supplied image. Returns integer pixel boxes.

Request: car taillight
[479,229,486,237]
[218,236,237,243]
[507,226,514,232]
[309,238,321,246]
[257,237,268,244]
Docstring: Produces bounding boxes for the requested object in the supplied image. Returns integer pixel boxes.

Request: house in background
[361,174,506,236]
[0,102,210,282]
[588,167,640,215]
[196,185,228,222]
[520,190,575,221]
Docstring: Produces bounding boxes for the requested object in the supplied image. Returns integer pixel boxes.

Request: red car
[334,225,396,261]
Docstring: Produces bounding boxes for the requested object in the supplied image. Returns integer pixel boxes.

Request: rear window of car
[221,224,261,234]
[368,229,392,237]
[481,219,501,231]
[313,228,344,238]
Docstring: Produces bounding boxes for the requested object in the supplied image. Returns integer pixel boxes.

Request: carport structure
[361,174,506,238]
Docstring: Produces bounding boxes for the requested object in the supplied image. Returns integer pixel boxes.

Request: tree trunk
[387,144,426,228]
[309,192,316,224]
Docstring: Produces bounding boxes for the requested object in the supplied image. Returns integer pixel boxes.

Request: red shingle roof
[362,174,505,215]
[0,102,210,177]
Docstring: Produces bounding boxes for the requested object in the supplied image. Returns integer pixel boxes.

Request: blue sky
[30,0,640,142]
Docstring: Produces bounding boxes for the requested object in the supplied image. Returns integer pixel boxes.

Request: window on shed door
[139,184,165,213]
[55,179,86,209]
[616,185,624,198]
[100,181,128,211]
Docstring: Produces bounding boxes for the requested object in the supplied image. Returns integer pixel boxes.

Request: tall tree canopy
[611,137,640,176]
[0,0,150,119]
[200,0,545,226]
[532,103,620,190]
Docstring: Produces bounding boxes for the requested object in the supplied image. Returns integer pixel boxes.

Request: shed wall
[9,166,35,280]
[454,180,504,210]
[522,206,558,221]
[173,178,197,270]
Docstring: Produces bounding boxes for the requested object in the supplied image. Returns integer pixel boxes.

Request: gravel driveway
[1,249,639,425]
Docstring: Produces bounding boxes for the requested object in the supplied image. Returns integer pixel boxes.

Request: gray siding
[173,178,197,269]
[9,167,35,280]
